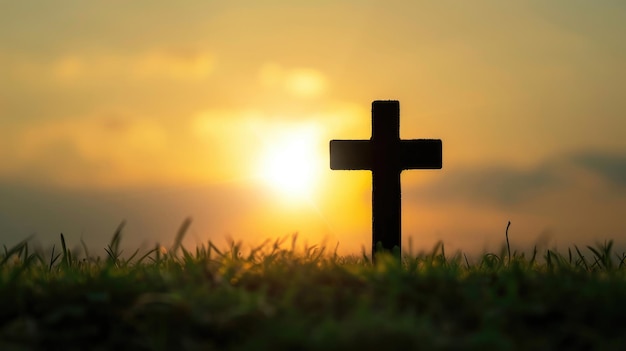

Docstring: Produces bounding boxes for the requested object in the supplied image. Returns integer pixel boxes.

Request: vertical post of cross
[371,101,402,257]
[330,100,442,262]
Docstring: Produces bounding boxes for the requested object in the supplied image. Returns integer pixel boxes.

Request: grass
[1,221,626,350]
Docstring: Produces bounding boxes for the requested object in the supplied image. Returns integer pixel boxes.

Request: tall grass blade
[135,248,158,265]
[247,239,270,261]
[505,221,511,266]
[529,246,537,267]
[105,221,126,266]
[590,257,601,270]
[441,243,447,266]
[0,236,33,267]
[171,217,192,256]
[60,233,70,267]
[291,232,298,252]
[111,221,125,254]
[126,248,140,264]
[23,242,28,262]
[618,253,626,269]
[574,245,589,271]
[181,246,194,263]
[587,245,609,269]
[49,245,61,271]
[361,246,370,265]
[596,242,611,269]
[568,248,572,265]
[153,243,162,264]
[208,241,223,258]
[80,236,90,260]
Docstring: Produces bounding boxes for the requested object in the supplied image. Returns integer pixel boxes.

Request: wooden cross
[330,100,442,259]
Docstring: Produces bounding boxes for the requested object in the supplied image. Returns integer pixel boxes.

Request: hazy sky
[1,1,625,256]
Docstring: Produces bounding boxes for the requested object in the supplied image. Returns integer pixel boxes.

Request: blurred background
[1,1,625,257]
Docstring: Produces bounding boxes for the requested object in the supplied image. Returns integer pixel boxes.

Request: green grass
[2,221,626,350]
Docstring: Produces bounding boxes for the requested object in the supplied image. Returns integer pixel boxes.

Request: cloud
[3,114,172,188]
[406,149,626,208]
[258,63,328,98]
[131,49,216,80]
[0,180,276,251]
[571,151,626,188]
[408,163,562,207]
[0,99,368,189]
[4,49,216,84]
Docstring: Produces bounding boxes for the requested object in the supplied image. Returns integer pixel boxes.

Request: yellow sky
[1,1,626,256]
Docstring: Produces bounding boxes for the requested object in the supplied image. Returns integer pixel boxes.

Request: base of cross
[374,242,402,262]
[330,100,442,263]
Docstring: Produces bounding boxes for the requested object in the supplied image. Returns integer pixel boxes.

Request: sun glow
[258,127,321,198]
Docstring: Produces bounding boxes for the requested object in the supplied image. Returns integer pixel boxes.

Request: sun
[258,127,321,198]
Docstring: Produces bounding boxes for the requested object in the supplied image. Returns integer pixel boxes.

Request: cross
[330,100,442,260]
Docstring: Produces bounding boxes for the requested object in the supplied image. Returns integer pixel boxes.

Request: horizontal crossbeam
[330,139,442,171]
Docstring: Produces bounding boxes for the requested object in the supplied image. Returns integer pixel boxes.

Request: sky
[1,1,625,257]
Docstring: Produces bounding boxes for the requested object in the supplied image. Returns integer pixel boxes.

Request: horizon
[1,1,626,256]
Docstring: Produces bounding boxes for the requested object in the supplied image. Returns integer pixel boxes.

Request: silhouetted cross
[330,100,442,259]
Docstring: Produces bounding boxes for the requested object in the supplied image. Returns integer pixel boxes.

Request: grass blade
[574,245,589,271]
[49,245,61,271]
[80,236,91,260]
[171,217,192,256]
[505,221,511,266]
[60,233,70,268]
[105,221,126,266]
[0,236,33,267]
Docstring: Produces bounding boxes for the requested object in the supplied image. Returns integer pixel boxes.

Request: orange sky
[1,1,626,256]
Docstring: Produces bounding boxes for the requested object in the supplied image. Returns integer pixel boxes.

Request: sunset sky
[1,1,625,256]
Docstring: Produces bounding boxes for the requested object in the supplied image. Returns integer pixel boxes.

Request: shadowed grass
[1,221,626,350]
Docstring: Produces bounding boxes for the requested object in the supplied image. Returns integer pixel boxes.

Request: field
[1,222,626,350]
